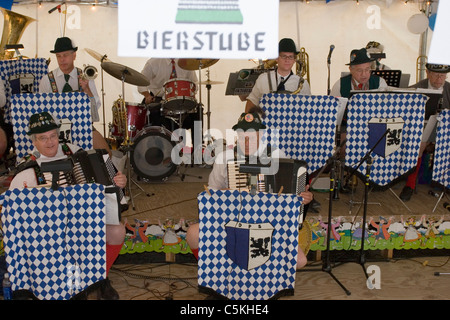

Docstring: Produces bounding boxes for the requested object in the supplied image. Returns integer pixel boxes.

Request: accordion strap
[32,143,75,185]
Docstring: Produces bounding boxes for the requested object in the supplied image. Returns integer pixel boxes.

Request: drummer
[138,58,199,137]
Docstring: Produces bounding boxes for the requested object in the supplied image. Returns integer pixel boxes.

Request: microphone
[327,44,335,64]
[48,2,65,14]
[444,202,450,212]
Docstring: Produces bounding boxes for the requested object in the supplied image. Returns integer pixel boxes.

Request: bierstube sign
[118,0,279,59]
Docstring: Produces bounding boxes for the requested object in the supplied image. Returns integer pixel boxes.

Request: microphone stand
[327,55,332,95]
[303,137,351,295]
[342,128,389,278]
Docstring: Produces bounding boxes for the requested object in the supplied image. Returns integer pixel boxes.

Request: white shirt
[138,58,198,98]
[38,67,102,122]
[9,143,81,189]
[247,69,311,107]
[9,143,123,225]
[0,79,6,109]
[208,146,286,190]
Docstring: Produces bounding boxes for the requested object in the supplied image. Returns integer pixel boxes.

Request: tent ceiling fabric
[11,0,117,6]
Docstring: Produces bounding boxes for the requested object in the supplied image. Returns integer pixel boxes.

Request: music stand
[344,92,427,282]
[260,94,350,294]
[306,138,351,295]
[431,109,450,212]
[371,70,402,88]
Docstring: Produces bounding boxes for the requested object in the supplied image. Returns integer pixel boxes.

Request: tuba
[0,8,35,60]
[292,47,309,94]
[416,55,427,83]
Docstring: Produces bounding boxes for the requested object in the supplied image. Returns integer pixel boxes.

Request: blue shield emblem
[225,221,274,270]
[368,117,404,158]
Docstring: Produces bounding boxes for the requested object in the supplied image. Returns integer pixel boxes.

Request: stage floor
[1,164,449,300]
[108,165,450,300]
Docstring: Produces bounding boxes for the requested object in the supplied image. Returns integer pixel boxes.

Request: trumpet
[82,64,98,80]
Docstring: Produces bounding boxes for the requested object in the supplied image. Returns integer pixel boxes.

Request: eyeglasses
[36,133,59,143]
[429,72,447,79]
[279,55,296,61]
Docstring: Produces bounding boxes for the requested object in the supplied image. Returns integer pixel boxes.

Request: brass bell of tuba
[0,8,35,60]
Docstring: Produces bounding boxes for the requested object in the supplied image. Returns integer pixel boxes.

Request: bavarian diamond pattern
[11,92,93,163]
[345,93,427,187]
[0,58,48,123]
[198,189,301,300]
[432,109,450,188]
[0,184,106,300]
[260,94,339,174]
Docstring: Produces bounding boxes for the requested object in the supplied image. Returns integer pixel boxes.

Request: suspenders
[48,68,84,93]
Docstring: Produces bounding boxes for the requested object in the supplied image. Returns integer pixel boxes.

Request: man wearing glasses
[244,38,311,113]
[9,111,127,300]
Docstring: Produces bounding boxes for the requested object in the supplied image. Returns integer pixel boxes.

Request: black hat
[346,48,374,66]
[278,38,299,55]
[426,63,450,73]
[232,112,266,131]
[27,111,61,135]
[50,37,78,53]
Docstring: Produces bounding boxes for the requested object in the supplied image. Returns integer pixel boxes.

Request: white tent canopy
[0,0,439,141]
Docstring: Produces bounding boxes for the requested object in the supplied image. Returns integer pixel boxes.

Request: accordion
[227,158,308,223]
[40,149,126,225]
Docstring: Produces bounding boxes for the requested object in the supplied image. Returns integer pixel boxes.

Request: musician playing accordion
[9,111,127,300]
[186,108,313,269]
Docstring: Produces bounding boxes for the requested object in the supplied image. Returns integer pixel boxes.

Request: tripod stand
[100,61,154,210]
[304,139,351,295]
[343,128,389,278]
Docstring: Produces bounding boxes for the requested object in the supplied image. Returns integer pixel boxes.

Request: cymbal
[85,48,110,63]
[198,80,224,85]
[101,61,149,86]
[178,59,219,70]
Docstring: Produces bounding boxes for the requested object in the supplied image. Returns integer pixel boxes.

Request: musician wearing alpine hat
[245,38,311,113]
[412,63,450,108]
[399,63,450,201]
[9,111,126,300]
[39,37,111,157]
[331,47,388,99]
[185,107,313,269]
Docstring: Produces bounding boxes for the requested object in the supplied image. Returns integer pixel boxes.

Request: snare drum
[163,78,197,114]
[111,101,147,139]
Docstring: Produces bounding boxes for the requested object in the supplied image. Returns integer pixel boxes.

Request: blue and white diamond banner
[0,58,48,123]
[260,94,340,175]
[0,184,106,300]
[346,93,427,187]
[198,189,301,300]
[432,109,450,188]
[10,92,93,163]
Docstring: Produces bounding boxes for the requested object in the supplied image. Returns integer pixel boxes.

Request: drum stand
[118,76,152,210]
[196,62,216,152]
[172,112,203,182]
[122,143,152,210]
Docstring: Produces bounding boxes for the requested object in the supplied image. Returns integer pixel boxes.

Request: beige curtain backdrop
[2,0,435,144]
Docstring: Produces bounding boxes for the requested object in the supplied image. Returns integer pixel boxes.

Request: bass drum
[131,126,178,181]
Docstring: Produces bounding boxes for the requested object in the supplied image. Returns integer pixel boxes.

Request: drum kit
[85,49,222,204]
